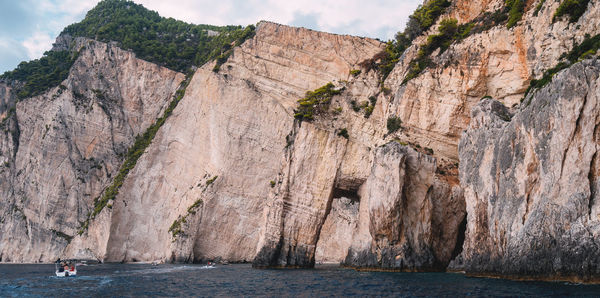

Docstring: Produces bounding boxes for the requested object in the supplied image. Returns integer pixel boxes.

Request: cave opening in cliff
[314,185,361,264]
[331,187,360,203]
[450,215,467,262]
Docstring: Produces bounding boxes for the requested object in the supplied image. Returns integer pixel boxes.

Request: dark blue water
[1,263,599,297]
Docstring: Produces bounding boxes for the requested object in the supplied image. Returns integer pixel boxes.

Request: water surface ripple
[1,264,599,297]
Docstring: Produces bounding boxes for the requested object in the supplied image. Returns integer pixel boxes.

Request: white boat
[55,260,77,277]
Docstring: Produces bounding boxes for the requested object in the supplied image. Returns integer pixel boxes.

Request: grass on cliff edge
[0,51,79,99]
[553,0,592,23]
[169,198,204,238]
[401,1,520,84]
[61,0,255,73]
[524,33,600,98]
[358,0,451,85]
[294,83,343,121]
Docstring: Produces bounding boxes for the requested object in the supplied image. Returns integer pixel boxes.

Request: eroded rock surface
[4,0,599,278]
[382,0,600,161]
[342,142,464,270]
[457,59,600,282]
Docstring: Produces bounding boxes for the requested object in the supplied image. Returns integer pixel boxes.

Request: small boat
[55,260,77,277]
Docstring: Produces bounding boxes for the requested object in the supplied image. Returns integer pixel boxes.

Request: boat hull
[55,270,77,277]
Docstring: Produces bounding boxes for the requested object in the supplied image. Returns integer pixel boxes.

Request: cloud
[0,38,29,73]
[289,12,321,31]
[22,32,55,60]
[135,0,422,39]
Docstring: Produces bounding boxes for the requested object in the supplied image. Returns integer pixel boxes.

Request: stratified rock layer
[457,59,600,282]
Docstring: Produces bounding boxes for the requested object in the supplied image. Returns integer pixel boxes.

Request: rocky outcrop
[0,38,184,262]
[4,0,600,281]
[0,82,16,121]
[457,59,600,282]
[342,142,464,270]
[381,0,600,161]
[59,21,464,269]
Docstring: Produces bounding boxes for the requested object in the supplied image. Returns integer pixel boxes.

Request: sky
[0,0,422,73]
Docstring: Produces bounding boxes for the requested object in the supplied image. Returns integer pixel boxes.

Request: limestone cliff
[457,59,600,282]
[384,0,600,161]
[70,21,385,263]
[0,38,184,262]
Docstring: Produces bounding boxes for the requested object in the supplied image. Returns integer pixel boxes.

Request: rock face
[382,0,600,161]
[0,38,184,262]
[342,142,464,270]
[64,21,463,269]
[315,197,359,264]
[0,82,16,121]
[457,59,600,282]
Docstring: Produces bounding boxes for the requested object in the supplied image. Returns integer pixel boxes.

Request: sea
[1,263,599,297]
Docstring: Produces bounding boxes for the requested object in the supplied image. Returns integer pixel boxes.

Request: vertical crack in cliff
[313,135,355,267]
[560,92,589,181]
[589,149,598,218]
[312,183,338,265]
[450,215,467,263]
[10,113,20,160]
[522,192,532,225]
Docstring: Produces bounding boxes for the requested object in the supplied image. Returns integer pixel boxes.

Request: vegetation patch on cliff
[402,4,518,84]
[0,51,79,99]
[337,128,349,139]
[212,25,256,72]
[169,199,203,238]
[403,0,452,40]
[505,0,526,28]
[294,83,343,121]
[525,33,600,97]
[1,0,256,101]
[553,0,591,23]
[404,18,471,83]
[51,229,74,243]
[387,116,402,134]
[359,0,451,85]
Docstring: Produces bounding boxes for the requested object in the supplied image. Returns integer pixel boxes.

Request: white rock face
[457,60,600,282]
[69,22,385,263]
[342,142,465,270]
[315,197,359,264]
[0,39,184,262]
[0,82,16,121]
